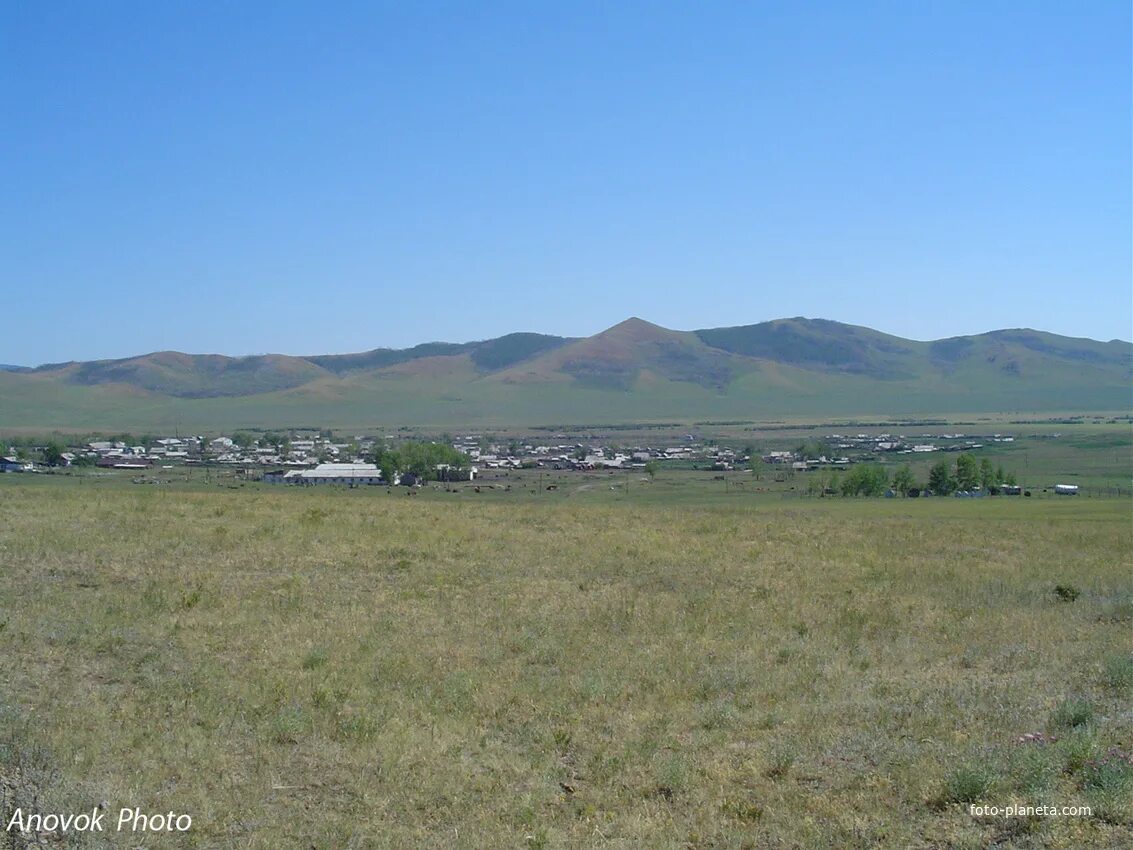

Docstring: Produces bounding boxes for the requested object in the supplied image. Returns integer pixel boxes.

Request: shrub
[1055,730,1101,775]
[1053,584,1080,602]
[764,745,796,780]
[1049,698,1095,731]
[941,762,996,803]
[1009,746,1056,794]
[271,705,307,745]
[1081,749,1133,795]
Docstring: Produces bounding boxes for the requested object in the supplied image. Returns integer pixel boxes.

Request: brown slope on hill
[42,351,329,398]
[487,317,740,390]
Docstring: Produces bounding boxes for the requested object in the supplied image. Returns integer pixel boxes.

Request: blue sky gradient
[2,1,1130,364]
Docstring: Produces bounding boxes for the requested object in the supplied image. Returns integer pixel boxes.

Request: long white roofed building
[279,463,384,486]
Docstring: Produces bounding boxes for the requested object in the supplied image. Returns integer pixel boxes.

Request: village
[0,428,1062,494]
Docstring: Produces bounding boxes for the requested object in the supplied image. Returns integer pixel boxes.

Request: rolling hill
[0,318,1128,431]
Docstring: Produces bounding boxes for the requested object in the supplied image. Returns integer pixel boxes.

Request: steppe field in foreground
[1,481,1130,849]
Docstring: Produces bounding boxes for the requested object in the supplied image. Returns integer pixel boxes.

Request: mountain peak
[595,317,676,341]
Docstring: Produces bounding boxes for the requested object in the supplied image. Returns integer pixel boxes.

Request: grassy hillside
[57,351,330,397]
[1,319,1128,431]
[0,483,1129,848]
[489,318,738,390]
[696,317,920,378]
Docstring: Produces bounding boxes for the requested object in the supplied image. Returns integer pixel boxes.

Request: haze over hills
[1,318,1129,431]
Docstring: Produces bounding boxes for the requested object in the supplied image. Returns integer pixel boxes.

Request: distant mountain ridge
[27,333,576,398]
[1,318,1129,430]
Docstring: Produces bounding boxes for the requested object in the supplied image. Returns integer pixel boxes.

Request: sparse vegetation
[1101,653,1133,694]
[1050,698,1096,732]
[0,479,1129,847]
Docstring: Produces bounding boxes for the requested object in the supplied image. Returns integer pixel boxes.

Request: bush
[764,745,796,780]
[1081,749,1133,823]
[1009,746,1056,794]
[1050,698,1095,730]
[941,762,996,803]
[1055,730,1100,775]
[1053,584,1081,602]
[840,463,888,497]
[1081,749,1133,795]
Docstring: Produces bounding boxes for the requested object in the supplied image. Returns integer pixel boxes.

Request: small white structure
[1054,484,1079,496]
[1,456,32,473]
[435,464,476,481]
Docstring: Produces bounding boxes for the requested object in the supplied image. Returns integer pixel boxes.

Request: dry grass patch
[0,485,1129,848]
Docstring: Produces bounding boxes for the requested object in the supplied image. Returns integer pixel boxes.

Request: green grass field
[1,479,1130,849]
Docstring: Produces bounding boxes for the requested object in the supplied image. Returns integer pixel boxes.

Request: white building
[284,463,383,486]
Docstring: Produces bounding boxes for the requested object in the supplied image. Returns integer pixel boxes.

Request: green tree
[979,458,995,491]
[891,464,916,496]
[796,439,831,460]
[839,463,888,497]
[644,460,659,481]
[375,441,469,482]
[371,446,399,482]
[232,431,256,449]
[955,453,979,491]
[41,440,66,467]
[928,460,955,496]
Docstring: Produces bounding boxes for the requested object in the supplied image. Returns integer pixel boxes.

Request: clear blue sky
[2,1,1129,364]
